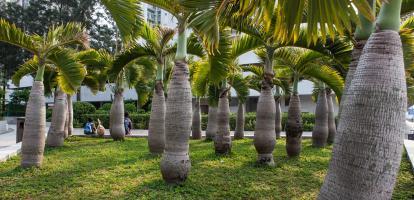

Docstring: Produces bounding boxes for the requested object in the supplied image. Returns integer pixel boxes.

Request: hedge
[79,112,317,131]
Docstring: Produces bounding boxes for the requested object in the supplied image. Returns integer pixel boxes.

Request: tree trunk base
[160,151,191,184]
[257,153,275,166]
[286,137,302,157]
[214,135,231,154]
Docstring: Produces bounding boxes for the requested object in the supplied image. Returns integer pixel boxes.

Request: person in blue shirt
[84,118,96,135]
[124,112,132,135]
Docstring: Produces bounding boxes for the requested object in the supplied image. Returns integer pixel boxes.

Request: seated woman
[84,118,96,135]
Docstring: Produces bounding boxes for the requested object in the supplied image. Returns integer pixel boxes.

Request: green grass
[0,137,413,200]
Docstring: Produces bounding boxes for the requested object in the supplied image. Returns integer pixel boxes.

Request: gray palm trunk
[21,81,46,167]
[234,102,245,139]
[319,31,406,199]
[205,106,218,140]
[214,88,231,154]
[337,40,366,123]
[312,89,329,148]
[148,80,165,154]
[110,91,125,141]
[275,96,282,139]
[160,60,192,184]
[191,98,202,139]
[285,94,303,157]
[254,48,276,165]
[326,90,336,144]
[63,100,70,139]
[67,95,73,136]
[254,87,276,166]
[46,89,67,147]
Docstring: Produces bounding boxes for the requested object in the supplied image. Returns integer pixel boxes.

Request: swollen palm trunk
[148,81,165,154]
[110,91,125,141]
[191,98,202,139]
[21,81,46,167]
[67,95,73,136]
[160,60,192,184]
[234,102,245,139]
[285,94,303,157]
[46,89,67,147]
[63,100,69,139]
[214,90,231,154]
[337,41,366,123]
[205,106,218,140]
[312,89,329,147]
[254,87,276,165]
[275,97,282,139]
[319,31,406,199]
[326,91,336,144]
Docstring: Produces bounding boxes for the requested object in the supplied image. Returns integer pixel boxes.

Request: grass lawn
[0,137,413,200]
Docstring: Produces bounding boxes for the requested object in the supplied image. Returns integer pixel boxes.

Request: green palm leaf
[46,22,89,50]
[47,49,87,94]
[101,0,143,43]
[12,58,40,86]
[229,73,249,103]
[231,35,263,59]
[0,18,38,54]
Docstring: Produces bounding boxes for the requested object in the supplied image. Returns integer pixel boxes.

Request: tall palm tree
[140,0,227,183]
[233,74,250,140]
[272,47,344,157]
[319,1,410,198]
[0,20,88,167]
[326,88,336,144]
[312,82,329,148]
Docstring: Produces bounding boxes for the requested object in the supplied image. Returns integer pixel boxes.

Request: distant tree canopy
[0,0,118,79]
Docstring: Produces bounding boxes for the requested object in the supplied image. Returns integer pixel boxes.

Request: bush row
[79,112,317,131]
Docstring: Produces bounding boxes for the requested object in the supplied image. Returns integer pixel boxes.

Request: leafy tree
[9,88,30,105]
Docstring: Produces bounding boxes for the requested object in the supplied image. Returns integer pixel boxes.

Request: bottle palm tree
[272,47,344,157]
[325,88,336,144]
[139,0,227,183]
[0,19,89,167]
[319,1,411,198]
[312,82,329,148]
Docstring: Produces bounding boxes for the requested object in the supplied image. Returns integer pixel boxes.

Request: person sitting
[84,118,96,135]
[124,112,132,135]
[96,119,105,137]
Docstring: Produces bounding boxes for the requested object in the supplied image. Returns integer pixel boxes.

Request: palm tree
[326,88,336,144]
[312,83,329,148]
[12,49,107,146]
[233,74,250,140]
[139,0,227,183]
[191,97,202,139]
[272,47,344,157]
[0,19,88,167]
[319,1,410,198]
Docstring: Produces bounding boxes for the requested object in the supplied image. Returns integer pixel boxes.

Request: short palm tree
[272,47,344,157]
[0,19,88,167]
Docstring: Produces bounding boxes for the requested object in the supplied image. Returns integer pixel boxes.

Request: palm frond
[101,0,143,43]
[302,64,344,99]
[231,34,263,59]
[110,45,154,78]
[229,73,249,103]
[46,22,89,50]
[191,61,210,97]
[47,48,87,94]
[0,18,38,54]
[82,75,100,94]
[12,58,40,86]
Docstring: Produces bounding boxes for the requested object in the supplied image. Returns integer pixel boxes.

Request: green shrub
[99,103,112,111]
[79,112,317,131]
[73,102,96,123]
[124,103,137,114]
